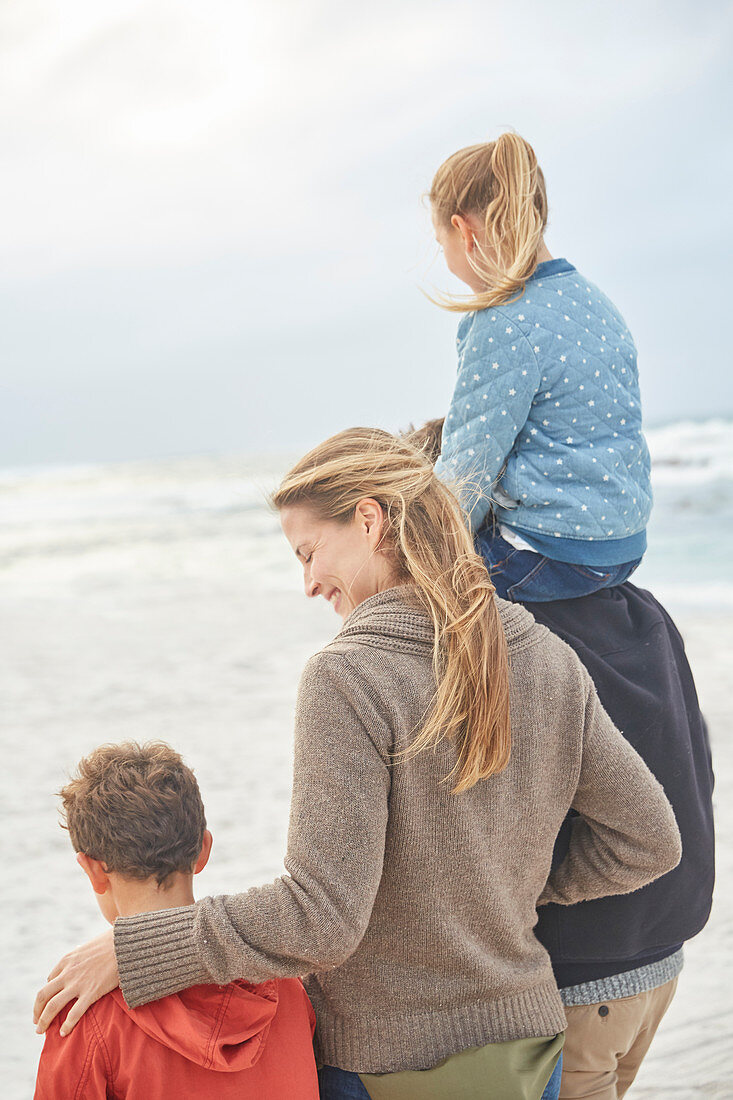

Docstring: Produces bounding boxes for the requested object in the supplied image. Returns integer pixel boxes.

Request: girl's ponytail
[429,131,548,313]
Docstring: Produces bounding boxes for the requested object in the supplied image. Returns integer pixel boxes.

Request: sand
[2,573,731,1097]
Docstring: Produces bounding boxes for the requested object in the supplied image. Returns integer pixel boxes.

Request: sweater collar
[334,585,538,653]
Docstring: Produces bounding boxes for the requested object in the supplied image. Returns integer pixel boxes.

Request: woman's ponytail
[272,428,511,793]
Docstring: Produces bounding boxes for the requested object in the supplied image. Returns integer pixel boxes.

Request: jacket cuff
[114,904,211,1008]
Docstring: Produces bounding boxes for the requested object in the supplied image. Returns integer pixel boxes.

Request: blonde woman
[430,133,652,603]
[34,429,680,1100]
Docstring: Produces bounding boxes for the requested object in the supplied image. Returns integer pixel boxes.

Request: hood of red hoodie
[111,979,279,1072]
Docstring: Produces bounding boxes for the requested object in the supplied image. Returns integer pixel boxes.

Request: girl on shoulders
[429,132,652,602]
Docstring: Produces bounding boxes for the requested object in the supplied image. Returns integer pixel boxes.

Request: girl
[33,431,680,1100]
[430,133,652,602]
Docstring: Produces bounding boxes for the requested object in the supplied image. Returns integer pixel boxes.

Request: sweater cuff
[114,904,211,1008]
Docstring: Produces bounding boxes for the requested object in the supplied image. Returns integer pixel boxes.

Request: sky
[2,0,732,467]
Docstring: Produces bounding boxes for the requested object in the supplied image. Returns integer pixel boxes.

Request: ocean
[2,418,732,1097]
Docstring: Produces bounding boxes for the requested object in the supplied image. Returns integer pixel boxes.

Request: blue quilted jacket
[434,259,652,565]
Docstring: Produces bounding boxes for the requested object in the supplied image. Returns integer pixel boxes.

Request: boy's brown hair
[59,741,206,886]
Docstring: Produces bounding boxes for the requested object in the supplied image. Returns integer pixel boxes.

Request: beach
[2,426,732,1097]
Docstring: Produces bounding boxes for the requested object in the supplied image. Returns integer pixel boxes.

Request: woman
[34,428,681,1100]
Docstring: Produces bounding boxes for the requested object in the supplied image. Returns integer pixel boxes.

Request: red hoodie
[34,978,319,1098]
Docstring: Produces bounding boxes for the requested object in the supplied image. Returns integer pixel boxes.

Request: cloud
[1,0,731,463]
[2,0,725,277]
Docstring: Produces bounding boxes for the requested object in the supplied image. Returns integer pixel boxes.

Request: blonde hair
[271,428,510,793]
[429,131,548,312]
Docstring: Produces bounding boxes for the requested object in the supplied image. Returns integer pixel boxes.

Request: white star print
[509,388,516,396]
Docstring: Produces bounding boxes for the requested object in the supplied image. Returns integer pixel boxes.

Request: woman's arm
[434,311,540,532]
[538,676,682,907]
[35,652,391,1028]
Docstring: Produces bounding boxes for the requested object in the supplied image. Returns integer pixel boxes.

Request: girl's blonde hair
[430,131,548,312]
[271,428,510,793]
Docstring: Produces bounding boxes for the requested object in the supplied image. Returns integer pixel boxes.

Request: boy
[34,741,319,1099]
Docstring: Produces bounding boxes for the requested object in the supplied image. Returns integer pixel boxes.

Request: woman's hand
[33,928,119,1036]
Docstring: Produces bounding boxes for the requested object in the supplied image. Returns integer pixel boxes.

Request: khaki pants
[559,976,678,1099]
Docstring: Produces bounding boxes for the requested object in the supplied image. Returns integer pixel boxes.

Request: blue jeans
[318,1052,563,1099]
[475,528,640,603]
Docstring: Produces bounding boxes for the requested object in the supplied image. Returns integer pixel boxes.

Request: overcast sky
[2,0,732,467]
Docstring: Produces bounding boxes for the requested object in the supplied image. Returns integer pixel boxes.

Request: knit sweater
[434,259,652,565]
[114,587,681,1074]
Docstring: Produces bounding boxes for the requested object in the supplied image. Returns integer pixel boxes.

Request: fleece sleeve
[434,310,541,532]
[114,653,391,1008]
[538,677,682,907]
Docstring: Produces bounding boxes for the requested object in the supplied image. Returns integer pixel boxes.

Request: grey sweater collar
[335,585,538,654]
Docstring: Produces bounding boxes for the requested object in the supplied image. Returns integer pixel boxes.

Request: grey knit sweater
[114,587,681,1074]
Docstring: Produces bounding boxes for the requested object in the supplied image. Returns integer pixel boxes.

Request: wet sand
[2,577,731,1098]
